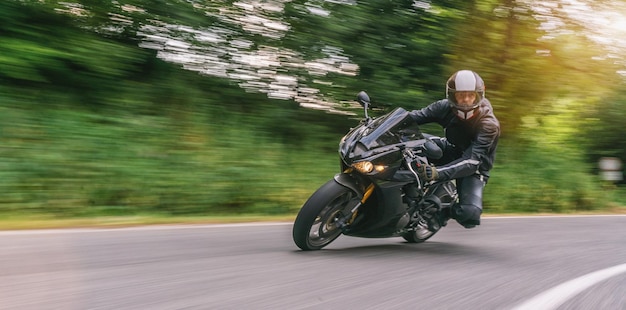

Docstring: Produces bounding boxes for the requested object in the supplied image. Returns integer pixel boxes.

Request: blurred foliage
[0,59,350,217]
[0,1,151,106]
[581,90,626,182]
[0,0,625,221]
[485,126,605,213]
[282,0,471,107]
[443,0,622,134]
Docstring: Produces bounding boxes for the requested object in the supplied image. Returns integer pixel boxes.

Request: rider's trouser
[427,136,487,228]
[451,174,486,227]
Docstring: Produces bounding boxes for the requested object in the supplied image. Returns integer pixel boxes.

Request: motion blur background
[1,0,625,225]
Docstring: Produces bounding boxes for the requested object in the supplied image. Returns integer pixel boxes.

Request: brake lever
[404,150,423,189]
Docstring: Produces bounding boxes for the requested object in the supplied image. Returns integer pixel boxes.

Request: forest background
[1,0,625,228]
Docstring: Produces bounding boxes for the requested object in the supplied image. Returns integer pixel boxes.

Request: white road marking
[511,263,626,310]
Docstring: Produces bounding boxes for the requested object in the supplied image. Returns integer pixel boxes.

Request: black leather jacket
[409,98,500,181]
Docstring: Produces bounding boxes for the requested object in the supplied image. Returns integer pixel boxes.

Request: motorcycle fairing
[341,184,411,238]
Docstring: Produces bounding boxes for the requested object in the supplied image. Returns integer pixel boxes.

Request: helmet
[446,70,485,120]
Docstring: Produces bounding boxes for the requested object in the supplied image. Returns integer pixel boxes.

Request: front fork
[333,170,375,231]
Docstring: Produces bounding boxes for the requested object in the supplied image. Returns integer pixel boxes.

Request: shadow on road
[294,241,477,255]
[289,240,511,264]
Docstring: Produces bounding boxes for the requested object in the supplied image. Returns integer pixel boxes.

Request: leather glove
[417,164,439,182]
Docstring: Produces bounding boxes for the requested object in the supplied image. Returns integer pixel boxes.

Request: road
[1,215,625,309]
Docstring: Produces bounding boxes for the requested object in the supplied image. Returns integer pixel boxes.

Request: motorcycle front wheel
[292,179,357,250]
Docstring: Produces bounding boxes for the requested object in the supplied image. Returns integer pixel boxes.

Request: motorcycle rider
[409,70,500,229]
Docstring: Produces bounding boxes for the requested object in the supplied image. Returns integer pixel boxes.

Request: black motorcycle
[292,91,458,250]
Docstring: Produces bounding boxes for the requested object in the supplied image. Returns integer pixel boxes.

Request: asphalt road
[1,215,625,310]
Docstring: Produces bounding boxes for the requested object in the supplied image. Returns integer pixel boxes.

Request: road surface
[1,215,625,309]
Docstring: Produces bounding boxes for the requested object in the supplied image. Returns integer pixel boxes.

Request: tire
[292,179,357,250]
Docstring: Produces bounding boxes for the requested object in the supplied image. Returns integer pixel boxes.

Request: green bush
[484,139,606,213]
[0,86,343,217]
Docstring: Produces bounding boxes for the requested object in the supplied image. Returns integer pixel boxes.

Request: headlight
[374,165,387,172]
[352,161,387,174]
[352,161,374,173]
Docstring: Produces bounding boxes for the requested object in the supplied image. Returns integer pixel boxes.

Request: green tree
[443,0,619,134]
[0,1,151,106]
[282,0,472,109]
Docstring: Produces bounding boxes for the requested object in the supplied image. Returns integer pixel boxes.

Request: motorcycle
[292,91,458,250]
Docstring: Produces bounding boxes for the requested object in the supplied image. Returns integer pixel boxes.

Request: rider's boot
[449,203,481,229]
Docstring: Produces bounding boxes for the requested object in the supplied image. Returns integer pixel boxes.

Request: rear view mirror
[357,91,370,107]
[356,91,371,120]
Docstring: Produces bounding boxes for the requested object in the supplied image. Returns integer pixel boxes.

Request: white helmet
[446,70,485,120]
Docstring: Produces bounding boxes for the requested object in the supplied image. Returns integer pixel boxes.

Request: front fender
[333,173,366,198]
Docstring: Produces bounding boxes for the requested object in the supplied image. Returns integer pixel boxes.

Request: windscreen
[358,108,422,150]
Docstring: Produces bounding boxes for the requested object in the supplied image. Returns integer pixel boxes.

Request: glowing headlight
[352,161,374,173]
[374,165,386,172]
[352,161,387,174]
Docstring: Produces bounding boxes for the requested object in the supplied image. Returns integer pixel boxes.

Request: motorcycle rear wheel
[293,180,357,250]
